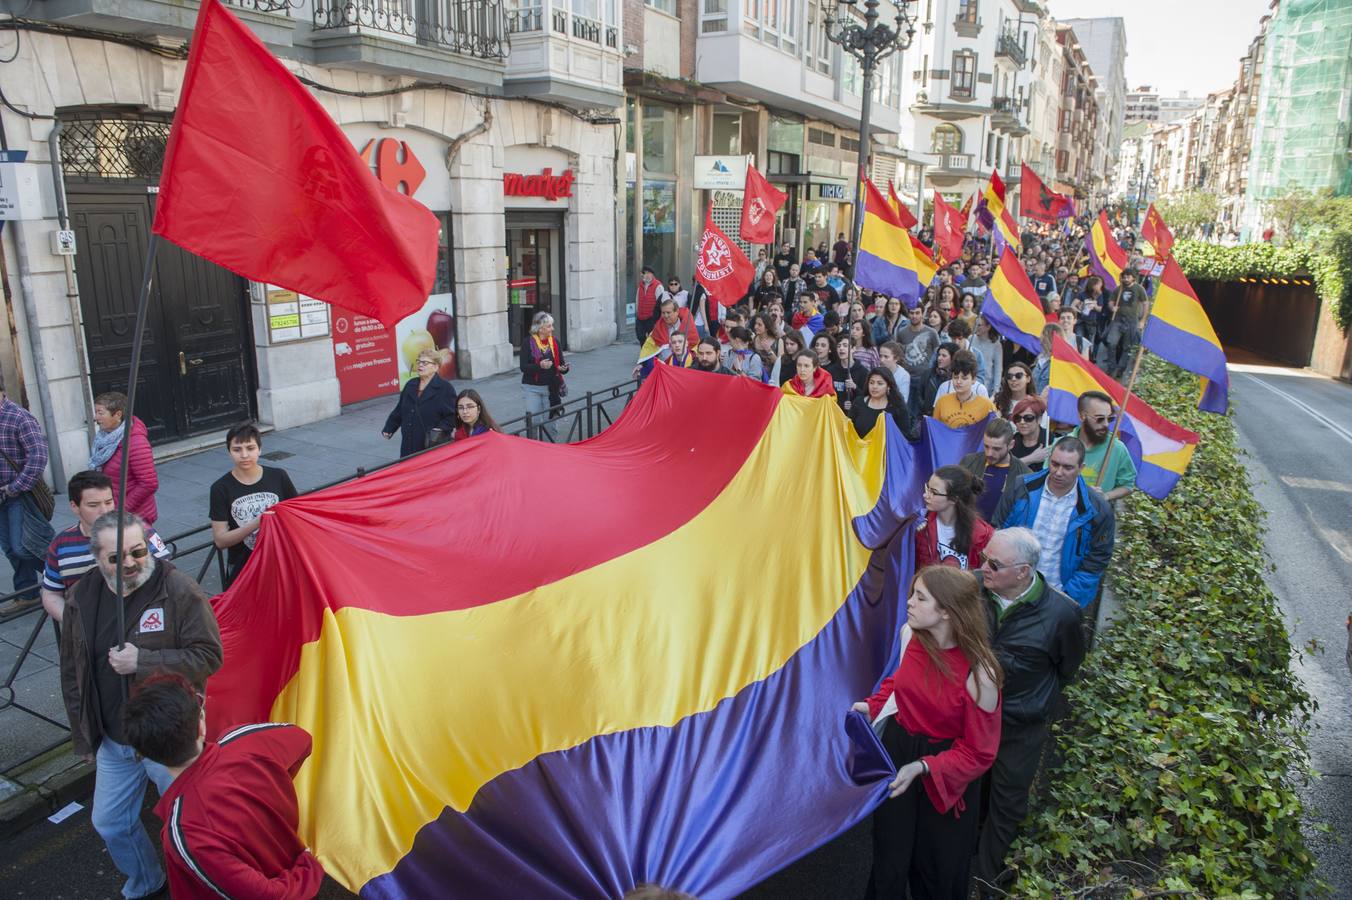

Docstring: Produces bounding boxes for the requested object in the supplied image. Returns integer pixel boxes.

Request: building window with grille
[952,51,976,98]
[931,124,963,155]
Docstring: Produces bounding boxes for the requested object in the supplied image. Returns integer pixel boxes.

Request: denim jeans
[93,738,174,898]
[0,494,43,599]
[522,384,557,441]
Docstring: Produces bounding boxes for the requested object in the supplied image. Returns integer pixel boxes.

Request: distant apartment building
[1125,86,1203,125]
[1060,17,1126,189]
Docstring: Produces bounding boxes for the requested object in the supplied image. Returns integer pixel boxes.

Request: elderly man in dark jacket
[973,526,1086,895]
[60,511,222,900]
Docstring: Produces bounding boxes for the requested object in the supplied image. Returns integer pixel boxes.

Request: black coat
[984,577,1086,725]
[384,374,458,457]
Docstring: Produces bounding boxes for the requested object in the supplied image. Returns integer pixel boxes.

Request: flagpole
[1095,341,1146,489]
[112,233,161,692]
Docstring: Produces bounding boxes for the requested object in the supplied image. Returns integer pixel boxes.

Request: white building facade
[0,0,625,481]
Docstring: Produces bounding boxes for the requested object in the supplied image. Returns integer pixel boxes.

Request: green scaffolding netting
[1248,0,1352,199]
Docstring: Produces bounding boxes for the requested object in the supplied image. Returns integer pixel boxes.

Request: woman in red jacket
[853,566,1002,898]
[90,392,159,524]
[916,464,992,571]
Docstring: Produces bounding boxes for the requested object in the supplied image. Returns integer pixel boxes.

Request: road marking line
[1316,526,1352,565]
[1279,475,1352,494]
[1241,373,1352,448]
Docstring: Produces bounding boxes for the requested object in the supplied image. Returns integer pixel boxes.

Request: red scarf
[786,368,834,398]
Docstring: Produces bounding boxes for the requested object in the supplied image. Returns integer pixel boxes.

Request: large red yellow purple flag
[1048,335,1200,499]
[153,0,440,328]
[1143,256,1229,413]
[982,247,1047,355]
[854,177,922,304]
[206,366,1003,897]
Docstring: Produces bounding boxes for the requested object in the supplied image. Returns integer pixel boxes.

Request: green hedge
[1006,359,1321,897]
[1174,237,1352,330]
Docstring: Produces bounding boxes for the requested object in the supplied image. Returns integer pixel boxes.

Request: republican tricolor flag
[1048,335,1200,499]
[981,247,1047,355]
[1085,211,1129,292]
[1143,257,1229,414]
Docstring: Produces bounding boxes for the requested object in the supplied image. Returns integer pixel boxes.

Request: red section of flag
[1142,203,1174,258]
[886,182,918,229]
[959,192,975,220]
[740,165,787,244]
[1018,163,1074,222]
[931,191,966,265]
[152,0,439,329]
[988,169,1007,204]
[696,205,755,307]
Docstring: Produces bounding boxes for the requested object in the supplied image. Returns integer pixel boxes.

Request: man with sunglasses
[972,527,1086,895]
[59,511,222,900]
[1056,390,1136,502]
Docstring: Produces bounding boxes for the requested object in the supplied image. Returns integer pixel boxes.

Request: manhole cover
[261,450,294,461]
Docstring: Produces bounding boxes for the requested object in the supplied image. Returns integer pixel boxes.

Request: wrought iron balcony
[995,29,1025,66]
[312,0,507,59]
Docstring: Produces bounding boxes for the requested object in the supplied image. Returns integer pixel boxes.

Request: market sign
[817,183,849,200]
[503,168,575,201]
[694,155,749,190]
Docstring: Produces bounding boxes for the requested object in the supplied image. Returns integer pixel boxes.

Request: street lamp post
[822,0,919,259]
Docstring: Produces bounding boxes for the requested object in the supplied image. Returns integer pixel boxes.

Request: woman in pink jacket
[90,391,159,524]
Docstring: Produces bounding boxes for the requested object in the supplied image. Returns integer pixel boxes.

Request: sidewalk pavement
[0,340,638,821]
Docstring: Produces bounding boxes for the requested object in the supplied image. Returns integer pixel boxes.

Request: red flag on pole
[886,182,918,229]
[1141,203,1175,259]
[1018,163,1074,222]
[739,165,787,245]
[931,191,966,265]
[152,0,439,329]
[696,205,755,308]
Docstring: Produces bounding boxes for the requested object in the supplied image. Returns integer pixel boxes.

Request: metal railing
[995,29,1026,66]
[505,5,543,32]
[312,0,508,59]
[0,379,638,775]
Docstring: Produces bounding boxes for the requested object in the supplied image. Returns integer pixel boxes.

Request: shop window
[952,50,976,98]
[767,115,804,154]
[931,124,963,154]
[767,150,800,175]
[433,212,456,295]
[642,103,678,176]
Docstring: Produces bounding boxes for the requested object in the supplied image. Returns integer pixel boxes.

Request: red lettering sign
[503,167,575,201]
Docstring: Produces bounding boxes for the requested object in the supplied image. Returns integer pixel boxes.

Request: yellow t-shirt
[933,392,996,428]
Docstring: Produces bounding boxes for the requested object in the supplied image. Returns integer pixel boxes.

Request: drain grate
[261,450,294,461]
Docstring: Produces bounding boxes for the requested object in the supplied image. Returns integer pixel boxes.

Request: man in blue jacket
[991,437,1115,608]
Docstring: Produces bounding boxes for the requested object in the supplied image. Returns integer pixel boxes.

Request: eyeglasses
[1006,371,1026,380]
[416,359,436,368]
[923,484,949,498]
[456,403,478,411]
[106,546,149,566]
[979,551,1024,572]
[1014,414,1038,423]
[1086,414,1117,425]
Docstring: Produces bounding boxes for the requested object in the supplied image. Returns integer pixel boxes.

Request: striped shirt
[42,523,172,593]
[1030,486,1077,592]
[0,397,49,495]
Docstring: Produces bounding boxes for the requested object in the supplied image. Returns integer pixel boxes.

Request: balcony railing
[524,6,618,47]
[935,152,976,173]
[506,5,543,31]
[313,0,508,59]
[995,30,1025,66]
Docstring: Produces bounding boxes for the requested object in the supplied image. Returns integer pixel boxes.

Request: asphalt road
[1230,364,1352,897]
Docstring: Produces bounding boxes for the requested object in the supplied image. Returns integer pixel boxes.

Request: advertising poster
[642,182,676,234]
[330,309,398,405]
[393,293,457,387]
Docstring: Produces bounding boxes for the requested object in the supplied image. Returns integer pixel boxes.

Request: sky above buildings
[1050,0,1274,97]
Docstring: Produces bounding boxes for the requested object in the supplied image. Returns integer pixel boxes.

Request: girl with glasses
[993,362,1035,419]
[452,390,501,441]
[917,465,992,571]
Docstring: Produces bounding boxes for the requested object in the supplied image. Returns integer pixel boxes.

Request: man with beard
[693,337,733,375]
[60,511,222,900]
[1057,391,1136,502]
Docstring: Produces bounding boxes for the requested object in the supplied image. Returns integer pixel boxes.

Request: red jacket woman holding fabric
[91,392,159,525]
[853,566,1002,899]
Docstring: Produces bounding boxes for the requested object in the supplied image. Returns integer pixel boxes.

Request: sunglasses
[106,546,150,566]
[1086,414,1117,425]
[1006,371,1026,379]
[979,551,1024,572]
[1014,414,1038,423]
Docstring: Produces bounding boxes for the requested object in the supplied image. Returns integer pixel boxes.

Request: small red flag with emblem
[931,191,966,265]
[1018,163,1074,222]
[696,205,755,308]
[1142,203,1175,259]
[739,165,787,245]
[152,0,440,329]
